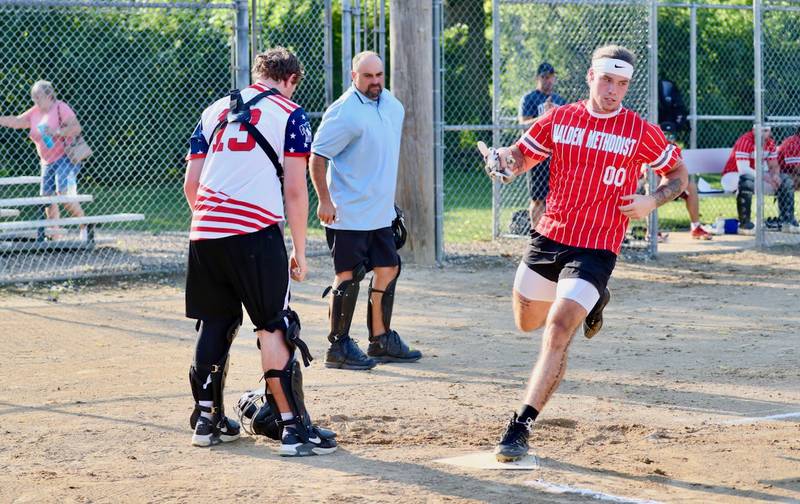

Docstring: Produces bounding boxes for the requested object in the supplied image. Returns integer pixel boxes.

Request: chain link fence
[440,0,654,253]
[0,0,241,284]
[759,0,800,246]
[2,0,796,284]
[657,1,754,238]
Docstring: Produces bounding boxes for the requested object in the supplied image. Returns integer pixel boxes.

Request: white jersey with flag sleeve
[185,83,312,241]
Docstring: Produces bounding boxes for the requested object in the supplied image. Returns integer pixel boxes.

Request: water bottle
[37,124,54,149]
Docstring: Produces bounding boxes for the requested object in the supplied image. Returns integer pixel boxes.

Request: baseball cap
[537,62,556,76]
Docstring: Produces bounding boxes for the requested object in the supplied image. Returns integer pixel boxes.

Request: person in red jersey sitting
[482,44,688,462]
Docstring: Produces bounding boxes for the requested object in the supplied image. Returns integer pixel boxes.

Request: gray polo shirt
[311,86,405,231]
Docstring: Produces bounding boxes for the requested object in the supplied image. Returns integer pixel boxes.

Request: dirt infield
[1,246,799,503]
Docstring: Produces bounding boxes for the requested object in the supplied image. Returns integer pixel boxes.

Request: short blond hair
[352,51,381,71]
[591,45,636,67]
[31,80,56,98]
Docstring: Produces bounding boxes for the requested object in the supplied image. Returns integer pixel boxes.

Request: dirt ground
[1,242,799,503]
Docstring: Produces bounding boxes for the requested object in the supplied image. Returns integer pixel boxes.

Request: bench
[0,194,94,207]
[0,176,41,186]
[0,213,145,252]
[680,148,730,197]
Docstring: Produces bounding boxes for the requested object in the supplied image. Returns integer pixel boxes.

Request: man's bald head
[352,51,384,100]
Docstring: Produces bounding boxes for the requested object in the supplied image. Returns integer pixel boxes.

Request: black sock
[516,404,539,424]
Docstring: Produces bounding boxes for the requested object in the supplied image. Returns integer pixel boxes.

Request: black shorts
[325,227,399,274]
[523,231,617,296]
[527,159,551,200]
[185,225,288,331]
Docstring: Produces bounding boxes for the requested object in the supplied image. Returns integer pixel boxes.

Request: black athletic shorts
[325,227,399,274]
[527,159,551,200]
[185,225,288,331]
[523,230,617,296]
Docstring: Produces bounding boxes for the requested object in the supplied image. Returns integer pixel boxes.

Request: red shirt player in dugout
[486,44,688,463]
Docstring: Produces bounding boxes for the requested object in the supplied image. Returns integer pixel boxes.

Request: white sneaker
[782,222,800,234]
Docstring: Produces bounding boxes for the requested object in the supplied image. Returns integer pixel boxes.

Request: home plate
[434,451,539,470]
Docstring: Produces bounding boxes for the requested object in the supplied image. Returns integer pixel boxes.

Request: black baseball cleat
[583,287,611,339]
[325,336,377,370]
[279,426,338,457]
[494,413,534,462]
[367,330,422,363]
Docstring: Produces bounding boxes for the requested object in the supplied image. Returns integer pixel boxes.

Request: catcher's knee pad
[323,263,366,343]
[255,309,314,366]
[263,357,315,441]
[189,316,241,428]
[367,260,401,339]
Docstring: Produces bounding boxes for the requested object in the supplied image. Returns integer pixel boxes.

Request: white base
[434,451,539,470]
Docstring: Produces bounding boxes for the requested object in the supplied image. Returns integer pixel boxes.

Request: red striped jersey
[516,101,679,254]
[778,133,800,173]
[722,130,777,176]
[185,83,312,241]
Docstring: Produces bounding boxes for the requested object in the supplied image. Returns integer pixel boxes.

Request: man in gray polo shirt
[310,51,422,371]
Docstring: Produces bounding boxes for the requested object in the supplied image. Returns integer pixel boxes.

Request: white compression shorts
[513,262,600,313]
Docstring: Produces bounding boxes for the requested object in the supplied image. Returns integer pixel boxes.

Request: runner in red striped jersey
[488,45,688,462]
[779,128,800,189]
[182,47,337,456]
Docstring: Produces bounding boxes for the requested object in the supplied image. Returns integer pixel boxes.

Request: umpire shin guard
[366,262,401,339]
[324,264,365,343]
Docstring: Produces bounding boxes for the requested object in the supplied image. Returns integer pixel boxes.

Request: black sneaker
[494,413,534,462]
[367,330,422,363]
[191,415,240,447]
[325,336,377,370]
[216,416,241,443]
[279,426,338,457]
[192,416,216,447]
[583,287,611,339]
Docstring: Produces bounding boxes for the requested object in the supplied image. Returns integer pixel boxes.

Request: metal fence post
[250,0,258,62]
[433,0,444,262]
[234,0,250,89]
[324,0,334,106]
[689,4,697,149]
[647,0,659,256]
[753,0,764,248]
[342,0,353,91]
[491,0,500,239]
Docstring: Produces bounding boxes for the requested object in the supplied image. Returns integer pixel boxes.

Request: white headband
[592,58,634,79]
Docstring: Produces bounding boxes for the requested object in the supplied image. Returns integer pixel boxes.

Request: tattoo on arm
[652,177,683,207]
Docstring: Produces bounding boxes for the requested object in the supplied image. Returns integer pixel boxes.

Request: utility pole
[390,0,435,264]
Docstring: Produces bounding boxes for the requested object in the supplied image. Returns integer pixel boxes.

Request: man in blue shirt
[518,63,566,232]
[310,51,422,371]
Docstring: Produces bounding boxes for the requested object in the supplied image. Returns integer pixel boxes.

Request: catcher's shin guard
[367,260,401,338]
[263,357,315,441]
[189,317,241,428]
[737,174,754,224]
[323,263,366,343]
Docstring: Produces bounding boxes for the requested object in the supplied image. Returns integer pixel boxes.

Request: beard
[365,84,383,99]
